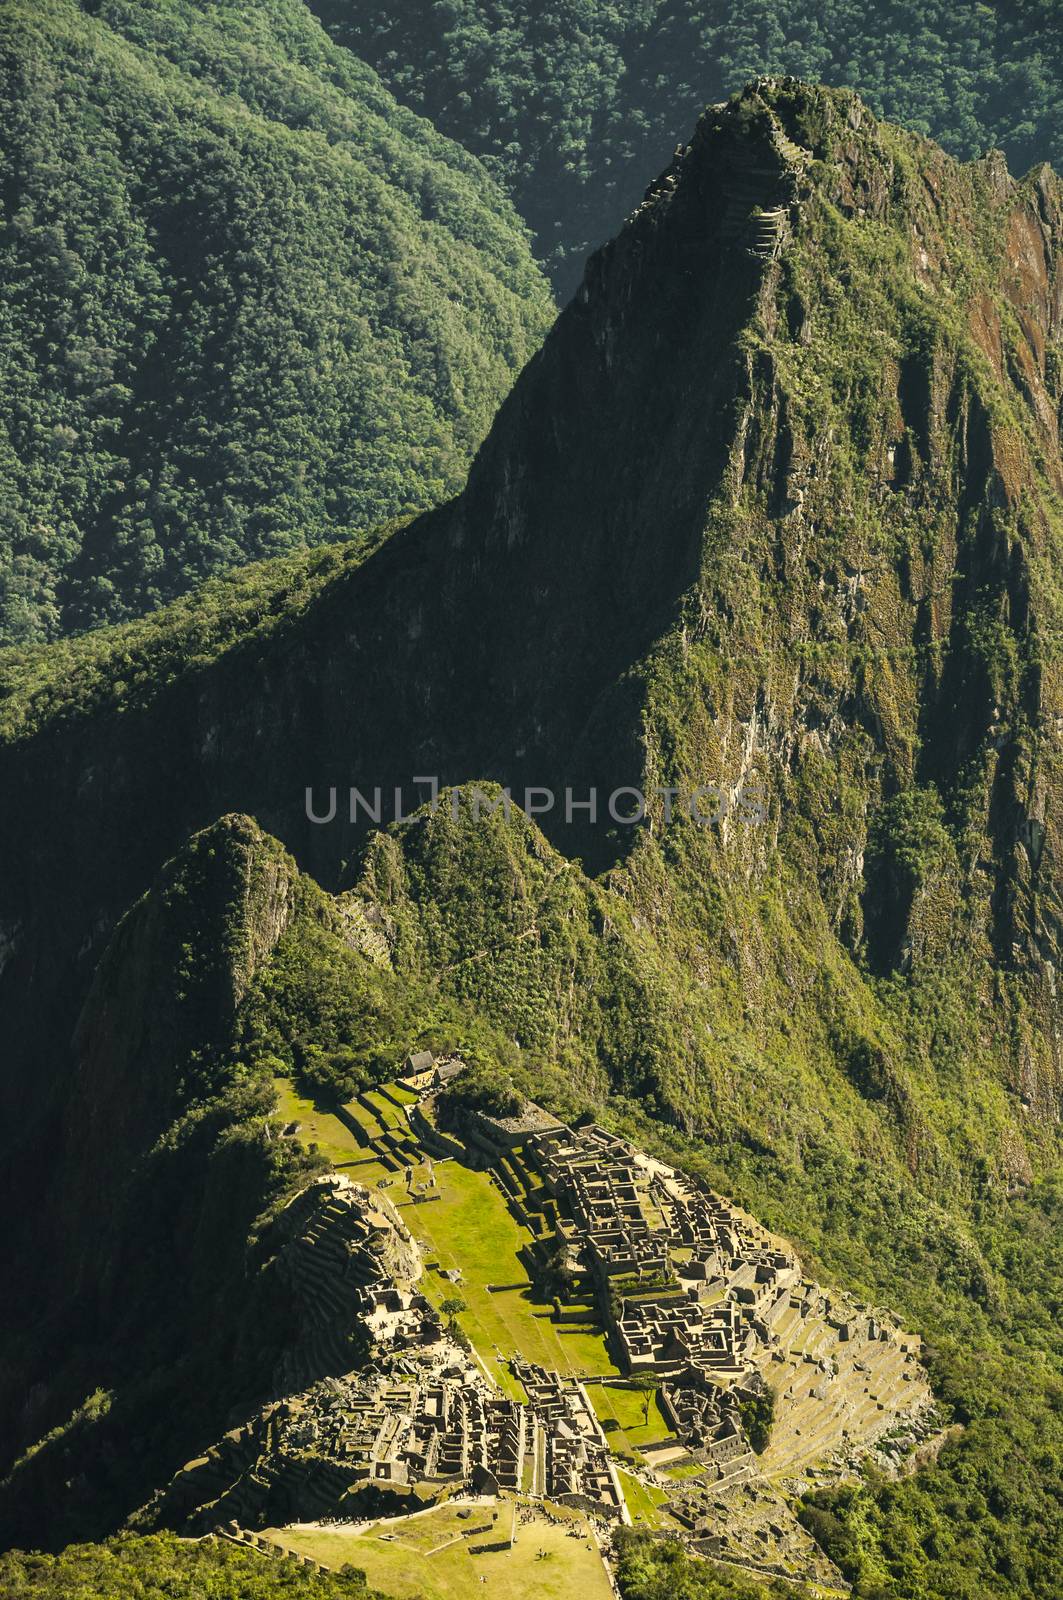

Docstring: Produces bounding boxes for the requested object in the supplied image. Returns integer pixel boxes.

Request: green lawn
[395,1157,618,1395]
[589,1382,673,1458]
[341,1097,387,1143]
[386,1084,420,1106]
[265,1502,612,1600]
[273,1079,391,1183]
[364,1089,409,1128]
[615,1470,673,1528]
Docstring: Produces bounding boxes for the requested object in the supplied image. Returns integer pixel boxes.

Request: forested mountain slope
[1,81,1063,1596]
[318,0,1063,294]
[0,0,553,645]
[0,1532,380,1597]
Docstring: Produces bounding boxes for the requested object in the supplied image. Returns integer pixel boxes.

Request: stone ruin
[522,1119,803,1383]
[148,1102,936,1592]
[159,1340,629,1533]
[150,1171,627,1533]
[512,1360,625,1518]
[470,1110,937,1586]
[270,1174,428,1393]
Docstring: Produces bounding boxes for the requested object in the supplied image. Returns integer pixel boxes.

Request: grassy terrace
[273,1079,392,1180]
[614,1470,673,1529]
[589,1382,673,1463]
[394,1153,616,1397]
[266,1499,612,1600]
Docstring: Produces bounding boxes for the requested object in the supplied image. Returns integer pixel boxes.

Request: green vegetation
[614,1472,672,1530]
[437,1058,524,1121]
[660,1461,706,1481]
[738,1387,775,1455]
[793,1327,1063,1599]
[0,0,552,644]
[614,1527,815,1598]
[272,1077,392,1178]
[629,1373,661,1426]
[590,1383,672,1459]
[352,792,676,1116]
[0,819,338,1550]
[231,834,539,1113]
[310,781,1063,1597]
[315,0,1063,293]
[5,799,1062,1588]
[274,1062,616,1398]
[0,1531,378,1598]
[0,537,382,744]
[387,1151,615,1394]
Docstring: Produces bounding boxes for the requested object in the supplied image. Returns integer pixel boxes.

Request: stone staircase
[746,207,788,259]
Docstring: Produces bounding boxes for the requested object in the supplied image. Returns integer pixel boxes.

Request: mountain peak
[1,80,1061,1118]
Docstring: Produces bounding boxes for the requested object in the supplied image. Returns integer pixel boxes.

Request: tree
[440,1295,467,1334]
[738,1388,776,1455]
[630,1374,660,1426]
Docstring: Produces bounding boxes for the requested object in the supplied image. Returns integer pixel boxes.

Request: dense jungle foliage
[614,1528,814,1597]
[0,1533,378,1598]
[0,0,551,644]
[317,0,1063,293]
[0,533,388,743]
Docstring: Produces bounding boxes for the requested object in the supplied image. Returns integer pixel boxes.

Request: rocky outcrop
[270,1176,422,1394]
